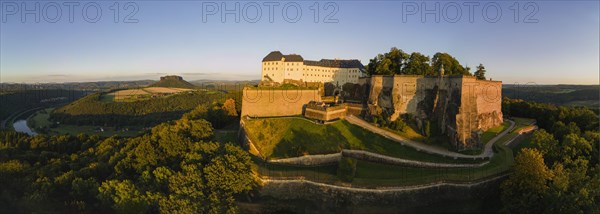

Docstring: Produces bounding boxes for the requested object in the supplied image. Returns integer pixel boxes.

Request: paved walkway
[482,120,516,156]
[345,115,515,159]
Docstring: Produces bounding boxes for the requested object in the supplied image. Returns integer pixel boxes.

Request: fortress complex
[245,52,503,150]
[261,51,366,86]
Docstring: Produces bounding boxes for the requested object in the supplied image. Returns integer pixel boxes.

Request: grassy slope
[28,108,54,128]
[480,121,511,144]
[254,136,515,187]
[382,125,426,142]
[244,117,481,164]
[352,142,514,187]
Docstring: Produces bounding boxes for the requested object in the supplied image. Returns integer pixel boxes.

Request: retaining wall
[253,176,506,213]
[241,88,321,117]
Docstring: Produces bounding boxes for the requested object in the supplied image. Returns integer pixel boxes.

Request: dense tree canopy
[51,91,238,128]
[431,52,471,76]
[366,47,409,75]
[366,47,474,76]
[501,98,600,213]
[0,89,87,121]
[0,113,255,213]
[503,98,599,135]
[403,52,432,75]
[501,148,553,213]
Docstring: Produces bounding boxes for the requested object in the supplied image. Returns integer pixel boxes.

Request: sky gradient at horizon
[1,1,598,84]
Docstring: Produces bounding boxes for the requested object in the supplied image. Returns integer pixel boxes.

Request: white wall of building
[262,61,365,86]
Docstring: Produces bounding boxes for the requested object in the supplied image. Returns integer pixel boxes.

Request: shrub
[424,120,431,137]
[390,119,407,132]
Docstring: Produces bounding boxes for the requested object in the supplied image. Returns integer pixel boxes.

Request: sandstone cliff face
[364,75,503,150]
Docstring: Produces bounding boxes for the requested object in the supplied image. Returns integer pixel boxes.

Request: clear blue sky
[1,1,598,84]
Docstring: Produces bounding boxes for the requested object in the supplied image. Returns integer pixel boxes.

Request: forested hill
[0,89,88,121]
[52,91,229,126]
[502,85,599,110]
[0,116,254,213]
[149,76,196,89]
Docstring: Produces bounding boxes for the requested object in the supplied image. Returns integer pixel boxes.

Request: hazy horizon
[1,1,598,85]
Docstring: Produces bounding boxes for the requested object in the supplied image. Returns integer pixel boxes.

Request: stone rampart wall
[241,88,321,117]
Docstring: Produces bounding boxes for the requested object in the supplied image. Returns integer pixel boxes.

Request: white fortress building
[261,51,366,86]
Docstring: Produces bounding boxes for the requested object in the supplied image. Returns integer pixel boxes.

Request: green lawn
[351,142,513,187]
[243,117,482,164]
[497,133,517,145]
[382,125,426,142]
[253,141,514,187]
[480,121,511,144]
[457,121,511,155]
[28,108,54,128]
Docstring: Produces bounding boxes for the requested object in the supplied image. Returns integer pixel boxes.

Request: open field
[28,108,54,128]
[28,108,143,137]
[103,87,194,102]
[243,117,483,164]
[144,87,192,93]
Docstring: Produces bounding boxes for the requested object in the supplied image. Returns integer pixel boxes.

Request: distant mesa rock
[150,75,196,89]
[160,75,183,81]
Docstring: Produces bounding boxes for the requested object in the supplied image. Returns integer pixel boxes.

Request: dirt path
[345,115,515,159]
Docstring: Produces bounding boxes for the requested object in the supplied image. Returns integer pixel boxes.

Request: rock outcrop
[363,75,503,150]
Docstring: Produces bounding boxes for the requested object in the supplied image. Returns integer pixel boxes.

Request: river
[13,120,37,136]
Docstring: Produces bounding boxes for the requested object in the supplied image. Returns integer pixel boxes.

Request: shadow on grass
[271,125,347,159]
